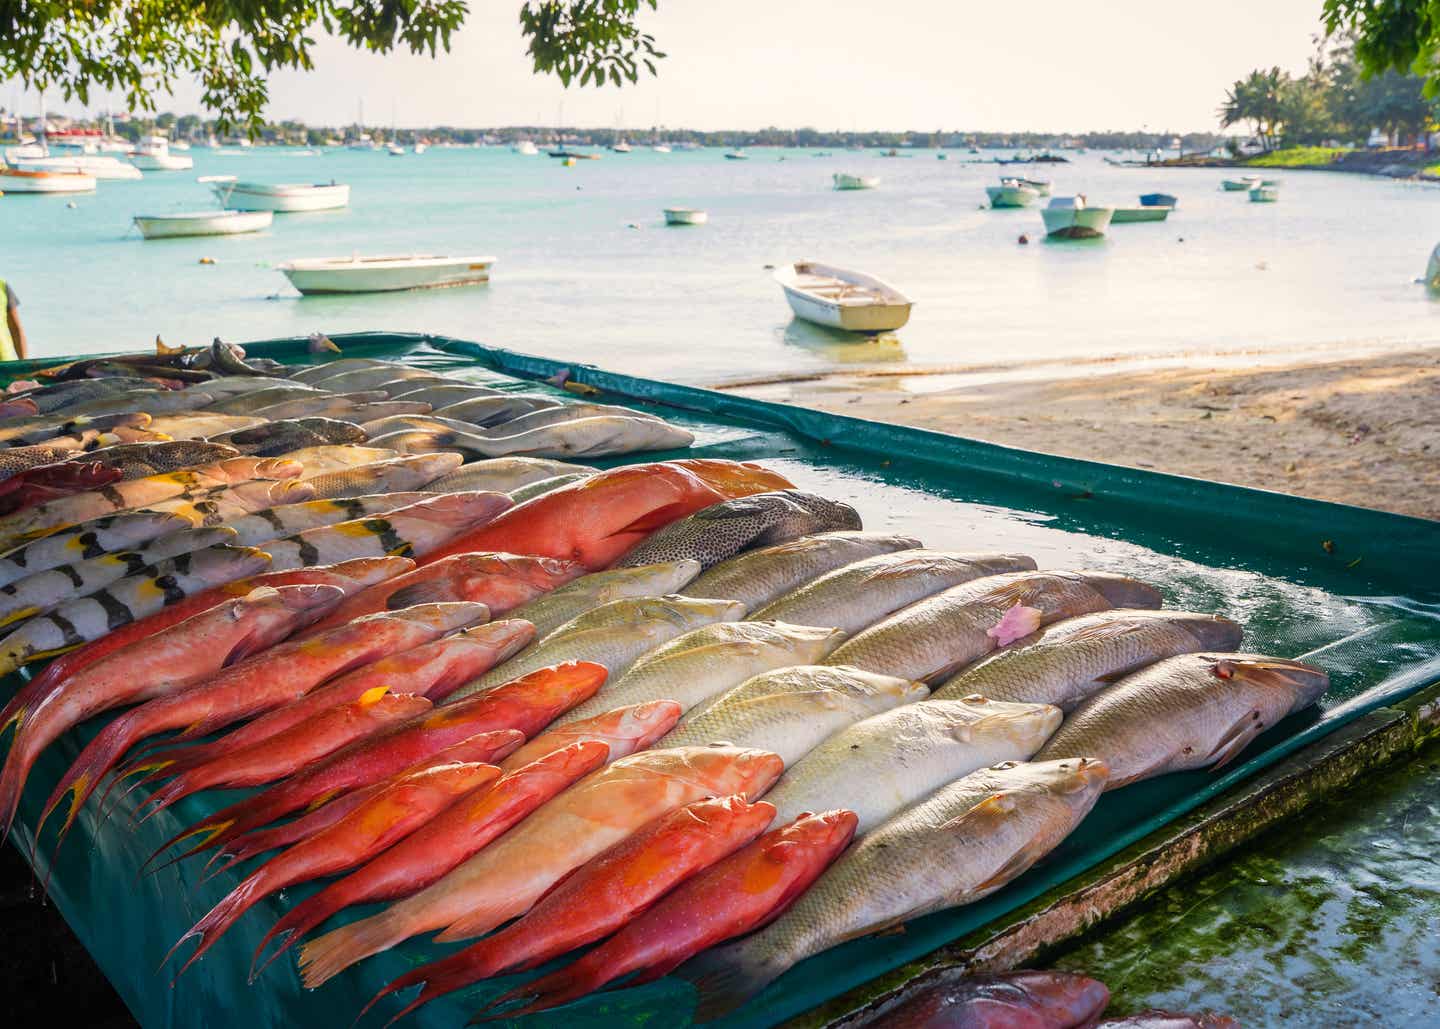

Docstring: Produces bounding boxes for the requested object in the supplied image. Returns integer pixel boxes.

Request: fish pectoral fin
[971,840,1048,894]
[1204,711,1264,770]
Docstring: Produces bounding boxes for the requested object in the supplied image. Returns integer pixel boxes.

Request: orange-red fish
[497,700,681,772]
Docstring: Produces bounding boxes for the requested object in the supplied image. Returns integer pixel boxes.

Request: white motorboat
[202,177,350,212]
[7,154,141,180]
[663,207,708,225]
[1002,176,1051,196]
[171,140,192,152]
[724,150,749,160]
[133,209,274,239]
[513,140,539,155]
[833,173,880,190]
[611,141,632,153]
[652,144,672,153]
[1040,196,1114,239]
[1249,184,1280,202]
[0,167,97,194]
[387,143,406,157]
[130,136,194,170]
[774,260,914,333]
[986,183,1040,208]
[1222,175,1261,191]
[278,254,497,294]
[1109,206,1170,223]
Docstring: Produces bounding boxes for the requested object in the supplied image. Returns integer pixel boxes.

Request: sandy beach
[721,348,1440,520]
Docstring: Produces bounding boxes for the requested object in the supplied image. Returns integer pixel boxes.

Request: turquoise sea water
[3,146,1438,381]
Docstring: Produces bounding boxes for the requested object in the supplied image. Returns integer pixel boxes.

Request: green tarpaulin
[6,333,1439,1028]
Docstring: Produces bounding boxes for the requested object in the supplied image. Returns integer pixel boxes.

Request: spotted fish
[0,544,273,677]
[210,417,368,457]
[81,441,242,480]
[615,490,863,571]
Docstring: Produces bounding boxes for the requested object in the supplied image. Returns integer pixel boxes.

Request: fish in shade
[615,490,863,570]
[845,970,1111,1029]
[505,561,703,639]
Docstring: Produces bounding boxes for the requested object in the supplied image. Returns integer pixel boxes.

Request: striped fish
[260,492,513,571]
[280,446,402,475]
[0,544,272,677]
[224,493,434,546]
[0,412,153,449]
[0,526,238,629]
[0,512,192,589]
[144,479,318,528]
[0,458,302,550]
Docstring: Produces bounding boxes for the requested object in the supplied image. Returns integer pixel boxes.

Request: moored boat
[611,142,632,153]
[1002,175,1052,196]
[512,140,539,155]
[1249,184,1280,203]
[986,183,1041,208]
[1139,192,1177,207]
[663,207,708,226]
[724,150,749,160]
[1110,206,1170,223]
[774,260,914,333]
[130,136,194,171]
[386,143,406,157]
[202,177,350,212]
[133,209,274,239]
[1222,175,1260,191]
[0,167,97,194]
[7,154,141,180]
[1040,196,1114,239]
[277,254,497,294]
[832,173,880,190]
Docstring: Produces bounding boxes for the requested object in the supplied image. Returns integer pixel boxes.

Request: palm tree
[1219,67,1290,150]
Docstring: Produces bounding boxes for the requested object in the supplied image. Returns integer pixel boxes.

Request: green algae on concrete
[1049,755,1440,1026]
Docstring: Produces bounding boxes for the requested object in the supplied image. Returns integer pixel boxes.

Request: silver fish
[341,401,435,425]
[386,383,505,406]
[448,594,745,703]
[418,457,597,495]
[935,609,1245,711]
[203,387,328,415]
[505,561,703,639]
[431,393,564,428]
[682,757,1110,1019]
[658,664,928,766]
[684,531,923,612]
[460,416,695,459]
[506,472,593,503]
[763,697,1062,833]
[0,511,193,588]
[825,570,1163,683]
[0,544,273,677]
[554,620,848,728]
[466,402,669,437]
[288,359,400,384]
[304,367,450,396]
[751,550,1037,635]
[280,446,402,474]
[616,491,863,571]
[0,526,238,629]
[144,413,263,440]
[223,493,434,546]
[1035,653,1329,789]
[248,391,391,420]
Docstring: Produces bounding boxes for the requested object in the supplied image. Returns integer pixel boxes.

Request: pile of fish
[0,342,1317,1025]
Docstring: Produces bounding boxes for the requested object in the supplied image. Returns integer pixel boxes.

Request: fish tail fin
[134,774,195,825]
[298,908,409,989]
[432,900,511,943]
[96,758,177,825]
[163,875,265,981]
[0,721,45,842]
[38,711,148,854]
[678,946,784,1023]
[476,962,600,1021]
[140,817,235,875]
[249,884,334,981]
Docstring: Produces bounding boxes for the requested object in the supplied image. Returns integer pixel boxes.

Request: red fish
[497,700,681,772]
[297,552,582,637]
[6,556,414,739]
[122,620,536,790]
[208,732,522,878]
[416,459,795,570]
[0,462,123,515]
[41,602,490,846]
[0,583,344,841]
[165,761,499,977]
[148,662,596,870]
[851,970,1112,1029]
[371,794,777,1023]
[487,810,858,1019]
[251,740,610,978]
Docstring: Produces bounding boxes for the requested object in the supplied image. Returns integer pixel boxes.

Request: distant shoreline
[1152,147,1440,183]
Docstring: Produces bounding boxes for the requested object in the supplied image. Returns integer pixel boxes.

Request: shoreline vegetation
[1155,145,1440,181]
[722,349,1440,521]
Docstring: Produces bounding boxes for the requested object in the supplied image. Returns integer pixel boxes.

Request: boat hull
[134,210,274,239]
[1041,206,1114,238]
[833,174,879,190]
[781,286,911,331]
[1222,178,1258,191]
[986,185,1039,208]
[10,157,141,180]
[663,208,708,225]
[0,170,96,194]
[1139,193,1177,207]
[1249,187,1280,203]
[131,154,194,171]
[1110,207,1170,223]
[212,182,350,212]
[280,256,495,295]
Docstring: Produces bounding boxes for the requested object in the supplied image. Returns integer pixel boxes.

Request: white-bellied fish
[419,457,598,495]
[301,454,463,499]
[279,446,402,475]
[224,493,434,546]
[505,561,704,639]
[0,511,192,588]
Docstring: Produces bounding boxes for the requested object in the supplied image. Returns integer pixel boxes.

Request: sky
[8,0,1328,132]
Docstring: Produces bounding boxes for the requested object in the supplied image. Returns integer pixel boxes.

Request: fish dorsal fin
[610,502,693,538]
[977,579,1042,609]
[1056,619,1151,644]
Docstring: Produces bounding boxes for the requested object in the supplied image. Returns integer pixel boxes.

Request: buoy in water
[1018,234,1029,245]
[199,257,216,265]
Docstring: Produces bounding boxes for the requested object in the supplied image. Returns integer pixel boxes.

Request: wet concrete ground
[1050,750,1440,1026]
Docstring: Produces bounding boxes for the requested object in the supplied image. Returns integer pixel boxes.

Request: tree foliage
[0,0,662,132]
[1323,0,1440,95]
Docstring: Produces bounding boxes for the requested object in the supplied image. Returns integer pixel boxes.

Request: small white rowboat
[278,254,497,295]
[133,209,274,239]
[202,176,350,212]
[1109,206,1170,223]
[833,173,880,190]
[664,207,708,225]
[0,167,96,193]
[774,260,914,333]
[1041,196,1114,239]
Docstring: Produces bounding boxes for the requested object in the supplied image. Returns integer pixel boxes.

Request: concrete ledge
[793,680,1440,1028]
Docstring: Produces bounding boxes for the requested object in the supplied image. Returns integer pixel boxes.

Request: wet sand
[721,348,1440,520]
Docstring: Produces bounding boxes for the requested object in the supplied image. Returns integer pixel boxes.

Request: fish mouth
[1079,572,1163,609]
